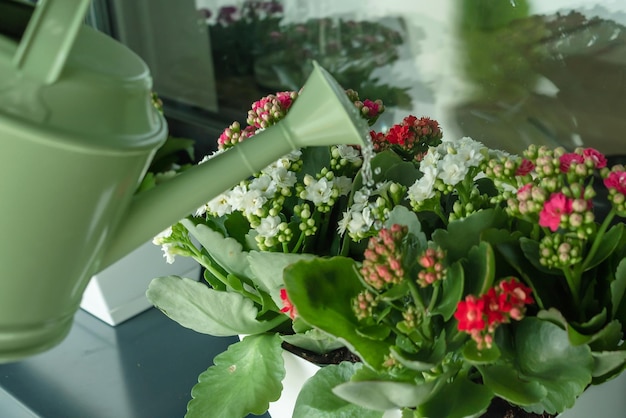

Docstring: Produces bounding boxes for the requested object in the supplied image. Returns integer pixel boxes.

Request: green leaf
[591,350,626,379]
[416,375,493,418]
[515,318,593,414]
[181,219,252,278]
[584,223,624,271]
[281,329,345,355]
[390,333,446,371]
[477,364,547,406]
[186,334,284,418]
[284,257,392,370]
[462,339,501,364]
[519,238,561,275]
[463,242,496,296]
[147,276,286,336]
[431,261,464,320]
[611,258,626,318]
[293,362,383,418]
[333,372,451,411]
[432,208,508,263]
[537,309,622,350]
[248,251,316,307]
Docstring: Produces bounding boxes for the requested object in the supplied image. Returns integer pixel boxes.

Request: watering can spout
[100,61,370,269]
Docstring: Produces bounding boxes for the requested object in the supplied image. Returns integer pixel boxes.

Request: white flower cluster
[407,137,487,205]
[197,148,357,249]
[338,181,400,240]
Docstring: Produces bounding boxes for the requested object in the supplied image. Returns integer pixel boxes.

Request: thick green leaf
[283,257,392,370]
[584,223,624,271]
[478,364,547,406]
[515,318,593,414]
[416,375,493,418]
[181,219,252,278]
[519,238,561,275]
[431,261,464,320]
[186,334,285,418]
[333,373,450,411]
[248,251,315,306]
[147,276,286,336]
[432,208,508,263]
[390,332,446,371]
[463,242,496,296]
[591,350,626,378]
[611,258,626,318]
[462,339,501,364]
[293,362,383,418]
[537,309,622,350]
[281,329,345,354]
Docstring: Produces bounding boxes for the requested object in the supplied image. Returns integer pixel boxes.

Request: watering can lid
[0,0,165,153]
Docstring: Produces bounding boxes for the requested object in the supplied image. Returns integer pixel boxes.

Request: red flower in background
[280,288,297,319]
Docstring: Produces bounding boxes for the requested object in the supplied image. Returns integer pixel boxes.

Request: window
[90,0,626,157]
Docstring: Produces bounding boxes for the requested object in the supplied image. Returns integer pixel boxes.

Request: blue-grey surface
[0,308,269,418]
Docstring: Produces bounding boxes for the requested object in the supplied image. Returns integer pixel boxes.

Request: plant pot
[80,240,201,326]
[271,349,626,418]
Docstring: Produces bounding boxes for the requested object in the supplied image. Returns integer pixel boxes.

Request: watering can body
[0,0,369,362]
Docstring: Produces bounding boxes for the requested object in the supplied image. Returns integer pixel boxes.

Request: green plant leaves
[432,208,508,262]
[283,257,392,369]
[478,364,546,406]
[463,242,496,296]
[147,276,286,336]
[415,374,493,418]
[611,258,626,318]
[584,223,624,271]
[514,318,593,414]
[293,362,383,418]
[431,261,464,320]
[186,334,285,418]
[248,251,315,306]
[281,329,345,355]
[181,219,251,278]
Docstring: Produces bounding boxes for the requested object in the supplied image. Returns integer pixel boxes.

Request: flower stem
[292,230,306,253]
[580,208,616,273]
[562,265,581,312]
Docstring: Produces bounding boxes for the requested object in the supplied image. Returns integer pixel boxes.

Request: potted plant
[147,86,626,417]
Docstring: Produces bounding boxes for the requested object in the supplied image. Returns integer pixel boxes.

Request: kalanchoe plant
[148,86,626,417]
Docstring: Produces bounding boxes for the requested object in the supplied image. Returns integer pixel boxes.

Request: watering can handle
[6,0,90,84]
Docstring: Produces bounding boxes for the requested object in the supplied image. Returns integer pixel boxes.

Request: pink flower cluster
[416,246,446,287]
[454,278,534,349]
[217,121,257,150]
[360,224,407,290]
[247,91,297,130]
[604,171,626,195]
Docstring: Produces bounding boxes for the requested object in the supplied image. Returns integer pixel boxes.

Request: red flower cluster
[454,278,534,349]
[280,288,297,319]
[370,115,442,161]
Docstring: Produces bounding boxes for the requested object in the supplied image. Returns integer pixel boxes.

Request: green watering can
[0,0,369,362]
